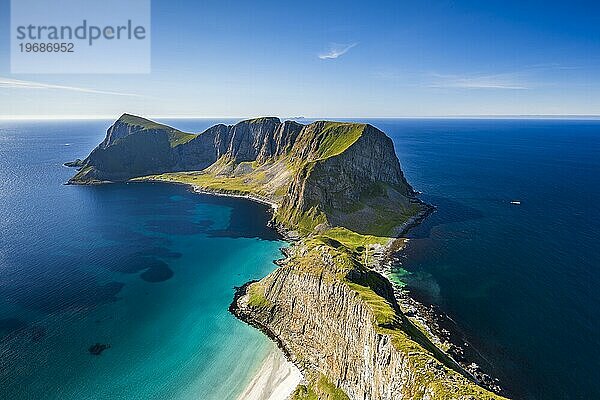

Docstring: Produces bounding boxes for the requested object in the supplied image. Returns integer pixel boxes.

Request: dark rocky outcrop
[88,343,111,355]
[63,158,84,168]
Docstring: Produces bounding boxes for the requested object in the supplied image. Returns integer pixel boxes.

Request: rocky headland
[69,114,508,399]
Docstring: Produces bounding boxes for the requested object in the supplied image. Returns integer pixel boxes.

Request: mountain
[70,114,419,237]
[70,114,506,399]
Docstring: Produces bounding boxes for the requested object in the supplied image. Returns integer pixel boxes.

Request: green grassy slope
[302,121,367,160]
[117,113,196,147]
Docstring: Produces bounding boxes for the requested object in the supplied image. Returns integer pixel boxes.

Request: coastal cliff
[70,114,506,399]
[233,237,503,400]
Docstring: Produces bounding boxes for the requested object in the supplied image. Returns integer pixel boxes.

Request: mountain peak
[242,116,281,125]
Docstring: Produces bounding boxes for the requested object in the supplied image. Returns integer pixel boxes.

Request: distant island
[69,114,507,399]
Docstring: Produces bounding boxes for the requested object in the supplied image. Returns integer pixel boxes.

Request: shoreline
[77,179,303,399]
[135,179,505,397]
[374,236,507,396]
[184,182,306,398]
[190,186,279,211]
[236,346,302,400]
[137,178,301,241]
[171,180,305,399]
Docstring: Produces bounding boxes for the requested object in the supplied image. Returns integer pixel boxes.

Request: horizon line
[1,114,599,121]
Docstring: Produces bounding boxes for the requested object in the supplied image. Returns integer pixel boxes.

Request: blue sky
[1,0,599,118]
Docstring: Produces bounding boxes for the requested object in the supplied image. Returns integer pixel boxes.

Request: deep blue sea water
[377,119,600,400]
[0,118,598,399]
[0,120,283,399]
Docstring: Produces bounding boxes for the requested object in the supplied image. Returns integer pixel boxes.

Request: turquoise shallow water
[1,118,599,399]
[0,120,283,399]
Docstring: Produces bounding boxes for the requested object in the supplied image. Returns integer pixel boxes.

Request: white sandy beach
[236,349,302,400]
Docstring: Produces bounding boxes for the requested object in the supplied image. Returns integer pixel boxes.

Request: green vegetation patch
[276,205,328,235]
[247,282,271,308]
[366,202,422,237]
[291,374,349,400]
[312,122,366,160]
[138,172,265,196]
[345,280,397,327]
[315,374,350,400]
[168,131,196,147]
[118,113,169,129]
[319,227,389,252]
[291,385,317,400]
[314,227,392,266]
[118,114,197,147]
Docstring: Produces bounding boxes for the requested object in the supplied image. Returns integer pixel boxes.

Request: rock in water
[88,343,111,355]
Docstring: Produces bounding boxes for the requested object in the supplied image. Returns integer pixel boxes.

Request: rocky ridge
[70,114,507,399]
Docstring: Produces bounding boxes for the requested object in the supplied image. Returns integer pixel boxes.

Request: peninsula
[69,114,507,399]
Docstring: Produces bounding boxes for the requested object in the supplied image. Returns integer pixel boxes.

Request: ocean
[380,119,600,399]
[0,118,598,399]
[0,120,283,399]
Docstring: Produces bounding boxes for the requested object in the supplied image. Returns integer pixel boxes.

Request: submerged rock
[88,343,111,355]
[140,264,174,282]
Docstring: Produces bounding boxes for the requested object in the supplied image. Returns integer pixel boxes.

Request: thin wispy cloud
[425,63,587,90]
[318,43,357,60]
[427,72,529,90]
[0,77,142,97]
[526,62,582,71]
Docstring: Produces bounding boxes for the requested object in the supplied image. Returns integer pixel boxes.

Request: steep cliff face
[70,114,213,182]
[225,117,279,161]
[233,240,506,400]
[256,120,304,163]
[278,123,416,234]
[74,126,176,182]
[70,115,418,237]
[70,114,292,183]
